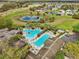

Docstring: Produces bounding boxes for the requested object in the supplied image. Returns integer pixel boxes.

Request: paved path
[41,38,59,59]
[41,34,65,59]
[28,55,34,59]
[65,56,70,59]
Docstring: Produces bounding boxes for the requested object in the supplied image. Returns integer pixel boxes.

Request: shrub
[72,14,79,19]
[8,34,23,46]
[73,24,79,32]
[0,18,13,29]
[55,51,64,59]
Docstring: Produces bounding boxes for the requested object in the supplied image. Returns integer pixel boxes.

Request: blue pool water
[23,16,31,20]
[34,34,50,47]
[21,16,40,21]
[23,28,42,40]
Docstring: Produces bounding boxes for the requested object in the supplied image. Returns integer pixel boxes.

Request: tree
[0,18,13,29]
[0,39,29,59]
[15,46,29,59]
[36,11,40,16]
[0,18,6,29]
[61,5,74,10]
[0,3,17,12]
[8,34,23,46]
[72,14,79,19]
[64,42,79,59]
[5,19,13,29]
[29,7,35,12]
[48,16,55,22]
[73,24,79,32]
[55,51,64,59]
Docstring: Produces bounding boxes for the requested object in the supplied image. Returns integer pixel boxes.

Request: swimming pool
[23,28,42,40]
[34,33,50,47]
[21,16,40,21]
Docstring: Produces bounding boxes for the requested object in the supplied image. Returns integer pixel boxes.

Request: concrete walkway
[65,56,70,59]
[41,37,60,59]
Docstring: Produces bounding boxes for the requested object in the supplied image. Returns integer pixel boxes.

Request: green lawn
[2,10,29,26]
[47,15,79,30]
[2,10,79,30]
[55,16,79,30]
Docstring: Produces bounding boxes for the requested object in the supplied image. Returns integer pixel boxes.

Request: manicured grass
[1,10,79,30]
[2,10,28,26]
[55,17,79,30]
[51,15,79,30]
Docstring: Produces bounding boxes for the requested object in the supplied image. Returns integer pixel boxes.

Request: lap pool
[34,33,50,47]
[21,16,40,21]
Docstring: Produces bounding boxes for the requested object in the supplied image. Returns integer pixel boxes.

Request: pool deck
[26,33,65,59]
[23,28,54,55]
